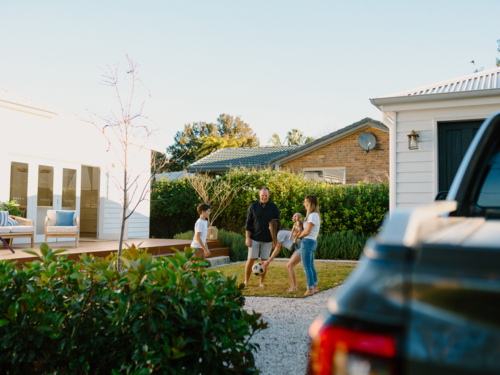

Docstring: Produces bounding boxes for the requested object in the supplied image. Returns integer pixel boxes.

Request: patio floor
[0,238,230,266]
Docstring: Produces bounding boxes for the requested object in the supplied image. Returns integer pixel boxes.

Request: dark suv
[307,112,500,375]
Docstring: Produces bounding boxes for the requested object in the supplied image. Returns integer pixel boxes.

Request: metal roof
[186,145,300,172]
[379,67,500,98]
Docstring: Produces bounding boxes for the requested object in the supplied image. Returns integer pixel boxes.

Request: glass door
[33,162,81,243]
[36,165,54,236]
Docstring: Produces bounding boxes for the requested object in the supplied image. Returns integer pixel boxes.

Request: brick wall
[281,127,389,184]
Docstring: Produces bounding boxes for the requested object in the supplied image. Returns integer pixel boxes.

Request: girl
[262,219,302,292]
[296,195,320,296]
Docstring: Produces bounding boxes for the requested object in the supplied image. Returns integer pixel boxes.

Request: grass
[214,260,357,298]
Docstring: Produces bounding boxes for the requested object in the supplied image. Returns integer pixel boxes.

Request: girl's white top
[303,212,320,240]
[276,230,294,250]
[191,218,208,248]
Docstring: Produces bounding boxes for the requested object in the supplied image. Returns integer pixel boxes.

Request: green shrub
[0,244,266,374]
[219,230,248,262]
[151,168,388,239]
[173,230,194,240]
[174,230,371,260]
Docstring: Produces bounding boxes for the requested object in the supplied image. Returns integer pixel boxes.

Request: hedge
[174,230,370,261]
[151,168,389,239]
[0,244,266,374]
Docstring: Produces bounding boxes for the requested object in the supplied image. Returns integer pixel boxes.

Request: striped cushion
[7,217,19,226]
[0,211,8,226]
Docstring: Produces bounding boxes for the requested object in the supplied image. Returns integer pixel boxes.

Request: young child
[190,204,212,259]
[289,213,303,243]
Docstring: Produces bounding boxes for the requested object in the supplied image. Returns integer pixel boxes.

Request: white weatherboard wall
[0,86,152,243]
[372,67,500,210]
[376,98,500,210]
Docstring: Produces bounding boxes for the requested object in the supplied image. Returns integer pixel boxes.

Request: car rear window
[477,148,500,207]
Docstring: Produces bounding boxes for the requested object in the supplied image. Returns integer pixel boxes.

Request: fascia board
[273,122,388,166]
[370,88,500,109]
[373,95,500,113]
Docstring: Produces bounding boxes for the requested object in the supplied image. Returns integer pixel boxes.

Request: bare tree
[187,173,249,227]
[84,55,168,270]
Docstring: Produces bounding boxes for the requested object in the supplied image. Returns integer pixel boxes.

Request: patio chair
[0,215,35,250]
[45,210,80,248]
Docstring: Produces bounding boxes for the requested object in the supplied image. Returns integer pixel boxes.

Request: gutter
[370,88,500,108]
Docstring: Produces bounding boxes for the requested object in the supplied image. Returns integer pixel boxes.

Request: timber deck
[0,238,231,267]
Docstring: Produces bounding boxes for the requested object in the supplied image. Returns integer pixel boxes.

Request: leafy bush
[151,168,388,239]
[174,230,371,260]
[0,200,23,217]
[0,244,266,374]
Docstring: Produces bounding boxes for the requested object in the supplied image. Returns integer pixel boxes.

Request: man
[244,186,280,287]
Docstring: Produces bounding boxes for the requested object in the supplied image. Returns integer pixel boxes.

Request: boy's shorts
[192,248,206,260]
[248,240,272,260]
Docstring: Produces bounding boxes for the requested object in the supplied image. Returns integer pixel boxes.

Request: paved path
[244,286,342,375]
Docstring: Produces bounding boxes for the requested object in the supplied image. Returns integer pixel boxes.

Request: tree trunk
[117,169,128,271]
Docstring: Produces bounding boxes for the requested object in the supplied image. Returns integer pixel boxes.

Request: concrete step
[206,256,230,267]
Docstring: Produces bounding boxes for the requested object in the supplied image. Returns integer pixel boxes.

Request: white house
[371,67,500,210]
[0,86,153,244]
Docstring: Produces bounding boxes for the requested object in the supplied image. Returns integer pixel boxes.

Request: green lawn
[214,261,357,298]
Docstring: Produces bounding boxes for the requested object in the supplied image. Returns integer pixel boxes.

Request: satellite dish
[358,133,376,153]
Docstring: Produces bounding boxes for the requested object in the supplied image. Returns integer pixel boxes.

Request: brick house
[187,117,389,184]
[270,118,389,184]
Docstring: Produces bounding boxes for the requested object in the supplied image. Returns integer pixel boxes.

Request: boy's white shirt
[191,218,208,249]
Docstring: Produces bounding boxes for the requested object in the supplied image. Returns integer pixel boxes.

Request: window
[10,162,29,217]
[477,148,500,207]
[303,168,346,184]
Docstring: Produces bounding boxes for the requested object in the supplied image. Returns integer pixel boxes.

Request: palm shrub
[0,244,266,374]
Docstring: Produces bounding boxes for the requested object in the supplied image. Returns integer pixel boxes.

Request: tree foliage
[151,168,389,239]
[166,114,259,171]
[0,244,266,374]
[269,130,314,146]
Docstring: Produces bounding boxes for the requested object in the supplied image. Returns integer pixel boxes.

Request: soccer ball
[252,263,264,276]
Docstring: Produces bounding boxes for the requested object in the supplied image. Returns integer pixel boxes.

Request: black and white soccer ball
[252,263,264,276]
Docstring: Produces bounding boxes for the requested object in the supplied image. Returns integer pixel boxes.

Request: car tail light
[309,320,397,375]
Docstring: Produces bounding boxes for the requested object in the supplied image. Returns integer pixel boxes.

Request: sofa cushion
[7,217,19,226]
[0,211,8,226]
[9,226,34,233]
[47,210,58,226]
[46,226,78,234]
[56,211,75,226]
[0,227,11,234]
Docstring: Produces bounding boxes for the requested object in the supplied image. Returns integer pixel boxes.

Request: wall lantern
[408,130,419,150]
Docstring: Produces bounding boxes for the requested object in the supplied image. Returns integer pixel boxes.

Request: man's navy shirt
[245,200,280,242]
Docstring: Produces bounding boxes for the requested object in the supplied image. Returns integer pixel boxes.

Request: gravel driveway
[244,286,341,375]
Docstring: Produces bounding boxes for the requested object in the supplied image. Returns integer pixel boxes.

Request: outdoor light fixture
[408,130,419,150]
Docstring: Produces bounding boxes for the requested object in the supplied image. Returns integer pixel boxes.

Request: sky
[1,0,499,151]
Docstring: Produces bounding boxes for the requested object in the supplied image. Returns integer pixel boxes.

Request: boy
[191,204,211,260]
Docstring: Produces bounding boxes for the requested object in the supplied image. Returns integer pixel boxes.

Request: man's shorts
[248,240,272,260]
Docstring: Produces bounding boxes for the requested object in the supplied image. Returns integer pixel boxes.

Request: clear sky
[1,0,499,150]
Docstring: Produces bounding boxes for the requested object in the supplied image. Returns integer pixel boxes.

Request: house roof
[268,117,388,165]
[371,67,500,107]
[186,145,300,172]
[0,85,59,118]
